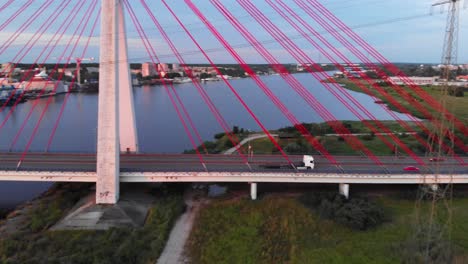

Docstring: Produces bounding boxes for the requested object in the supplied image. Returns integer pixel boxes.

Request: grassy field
[335,79,468,122]
[248,132,439,155]
[188,194,468,264]
[187,120,456,156]
[0,184,185,264]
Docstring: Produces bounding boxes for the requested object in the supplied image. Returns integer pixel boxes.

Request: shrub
[284,142,310,154]
[214,132,225,139]
[400,223,452,264]
[224,139,234,148]
[0,208,10,220]
[299,192,385,230]
[448,86,464,97]
[360,133,375,141]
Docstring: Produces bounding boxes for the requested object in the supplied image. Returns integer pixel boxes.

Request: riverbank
[334,78,468,123]
[187,120,467,156]
[0,209,10,220]
[0,183,185,263]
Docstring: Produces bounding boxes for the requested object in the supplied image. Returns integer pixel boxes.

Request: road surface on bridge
[0,153,465,175]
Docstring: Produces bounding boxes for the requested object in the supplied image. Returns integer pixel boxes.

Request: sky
[0,0,467,64]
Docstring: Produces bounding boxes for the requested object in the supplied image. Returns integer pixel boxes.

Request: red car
[404,166,420,172]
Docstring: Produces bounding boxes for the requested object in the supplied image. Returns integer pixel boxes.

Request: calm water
[0,73,413,208]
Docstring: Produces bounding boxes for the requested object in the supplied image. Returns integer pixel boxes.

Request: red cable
[276,0,464,163]
[0,0,59,89]
[163,0,297,167]
[307,0,467,137]
[0,0,55,56]
[123,0,207,167]
[212,0,390,167]
[0,0,34,32]
[0,0,14,13]
[235,0,397,166]
[0,0,77,120]
[137,0,249,162]
[122,2,208,154]
[267,0,464,164]
[183,0,337,167]
[46,7,101,151]
[8,0,93,151]
[295,0,467,154]
[18,0,99,160]
[169,83,209,154]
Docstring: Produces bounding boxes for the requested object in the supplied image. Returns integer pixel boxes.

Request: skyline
[0,0,467,64]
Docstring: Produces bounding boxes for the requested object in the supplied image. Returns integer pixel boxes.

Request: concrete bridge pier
[339,183,350,199]
[96,0,138,204]
[429,184,439,192]
[250,183,257,200]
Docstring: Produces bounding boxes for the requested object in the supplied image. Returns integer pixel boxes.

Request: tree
[365,71,379,79]
[165,72,181,79]
[448,86,464,97]
[200,72,212,79]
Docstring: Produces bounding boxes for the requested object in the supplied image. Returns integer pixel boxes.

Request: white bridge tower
[96,0,138,204]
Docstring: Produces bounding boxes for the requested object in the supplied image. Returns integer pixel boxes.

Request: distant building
[158,63,169,73]
[19,71,66,93]
[130,69,142,75]
[1,62,13,72]
[142,62,157,77]
[388,76,437,86]
[172,63,180,72]
[333,71,346,78]
[456,75,468,82]
[0,78,16,85]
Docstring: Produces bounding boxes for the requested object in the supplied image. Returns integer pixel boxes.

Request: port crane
[52,57,95,84]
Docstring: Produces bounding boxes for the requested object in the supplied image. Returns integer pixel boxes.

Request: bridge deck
[0,153,465,183]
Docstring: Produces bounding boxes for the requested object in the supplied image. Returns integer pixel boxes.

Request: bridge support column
[250,183,257,200]
[96,0,119,204]
[339,183,350,199]
[118,1,138,153]
[96,0,138,204]
[429,184,439,192]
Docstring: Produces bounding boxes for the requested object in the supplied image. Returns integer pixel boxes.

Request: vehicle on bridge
[404,166,420,172]
[259,155,315,170]
[429,157,445,162]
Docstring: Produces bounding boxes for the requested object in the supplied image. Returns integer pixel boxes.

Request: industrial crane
[52,57,95,84]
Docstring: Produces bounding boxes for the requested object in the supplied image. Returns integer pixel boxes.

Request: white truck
[259,155,314,170]
[297,155,315,170]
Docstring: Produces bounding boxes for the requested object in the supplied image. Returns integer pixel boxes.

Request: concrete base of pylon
[51,189,155,230]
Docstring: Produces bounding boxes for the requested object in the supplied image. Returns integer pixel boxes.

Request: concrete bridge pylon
[97,0,138,204]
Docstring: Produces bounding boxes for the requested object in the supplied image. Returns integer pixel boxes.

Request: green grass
[247,133,432,156]
[0,187,185,264]
[335,79,468,123]
[187,120,453,156]
[188,195,468,264]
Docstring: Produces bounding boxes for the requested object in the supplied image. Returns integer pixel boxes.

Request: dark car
[429,157,445,162]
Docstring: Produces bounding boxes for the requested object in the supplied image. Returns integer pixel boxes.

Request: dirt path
[156,191,205,264]
[224,133,278,155]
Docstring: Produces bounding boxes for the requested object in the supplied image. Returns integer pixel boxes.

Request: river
[0,73,413,208]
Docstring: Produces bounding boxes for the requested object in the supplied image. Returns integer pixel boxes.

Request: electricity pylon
[412,2,463,263]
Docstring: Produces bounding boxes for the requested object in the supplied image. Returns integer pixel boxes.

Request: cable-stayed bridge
[0,0,466,204]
